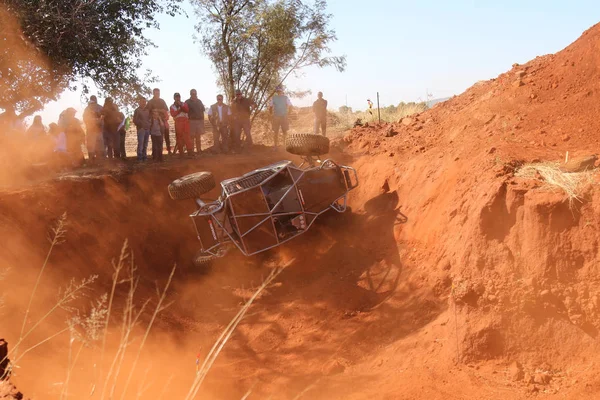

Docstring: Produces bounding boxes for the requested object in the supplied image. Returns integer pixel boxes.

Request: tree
[0,0,183,117]
[338,105,352,114]
[193,0,345,117]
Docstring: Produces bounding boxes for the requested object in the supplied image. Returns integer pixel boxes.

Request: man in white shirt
[207,94,232,153]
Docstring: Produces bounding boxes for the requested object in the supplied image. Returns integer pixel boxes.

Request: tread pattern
[168,171,216,200]
[223,170,275,194]
[285,133,330,156]
[193,250,217,267]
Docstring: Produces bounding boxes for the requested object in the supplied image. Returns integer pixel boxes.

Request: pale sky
[36,0,600,124]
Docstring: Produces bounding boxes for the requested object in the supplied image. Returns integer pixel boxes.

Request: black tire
[168,171,216,200]
[285,134,330,156]
[193,251,218,268]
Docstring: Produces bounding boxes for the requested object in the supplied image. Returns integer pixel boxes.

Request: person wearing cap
[170,92,192,157]
[268,85,292,148]
[185,89,206,155]
[146,88,171,154]
[231,89,256,151]
[207,94,232,153]
[83,95,104,162]
[313,91,328,136]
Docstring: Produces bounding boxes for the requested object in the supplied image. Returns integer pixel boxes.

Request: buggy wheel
[285,134,330,156]
[192,251,218,268]
[168,171,216,200]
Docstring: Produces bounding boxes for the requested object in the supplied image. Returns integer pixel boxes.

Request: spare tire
[285,134,330,156]
[168,171,216,200]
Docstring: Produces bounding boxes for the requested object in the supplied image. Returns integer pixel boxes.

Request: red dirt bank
[3,23,600,399]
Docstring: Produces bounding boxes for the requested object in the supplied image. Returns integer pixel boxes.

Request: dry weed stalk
[118,264,176,400]
[184,262,292,400]
[17,212,67,357]
[8,275,97,366]
[515,162,595,207]
[100,254,150,400]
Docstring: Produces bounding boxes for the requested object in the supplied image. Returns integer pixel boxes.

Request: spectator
[269,85,292,148]
[207,94,232,154]
[27,115,46,139]
[0,107,23,137]
[133,97,151,161]
[83,95,104,162]
[170,92,193,157]
[59,108,86,167]
[149,109,165,161]
[146,88,171,155]
[313,91,328,136]
[49,122,68,169]
[231,89,256,152]
[185,89,206,155]
[117,112,127,159]
[101,98,122,159]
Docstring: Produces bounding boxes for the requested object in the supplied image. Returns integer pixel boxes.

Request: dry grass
[515,161,596,207]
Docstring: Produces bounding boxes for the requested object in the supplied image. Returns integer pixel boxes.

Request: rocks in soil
[0,381,25,400]
[401,117,414,126]
[509,361,524,381]
[384,126,398,137]
[323,359,346,375]
[560,154,598,172]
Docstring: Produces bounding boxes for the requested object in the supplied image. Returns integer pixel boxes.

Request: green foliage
[0,0,183,116]
[194,0,345,116]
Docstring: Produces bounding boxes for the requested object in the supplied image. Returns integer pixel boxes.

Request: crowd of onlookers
[0,85,329,168]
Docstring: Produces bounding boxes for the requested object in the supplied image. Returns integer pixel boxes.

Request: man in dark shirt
[185,89,206,155]
[313,91,328,136]
[231,89,256,152]
[146,88,171,154]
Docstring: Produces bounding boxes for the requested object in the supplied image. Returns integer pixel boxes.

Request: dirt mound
[4,24,600,400]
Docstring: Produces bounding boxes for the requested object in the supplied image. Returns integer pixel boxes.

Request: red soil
[4,23,600,400]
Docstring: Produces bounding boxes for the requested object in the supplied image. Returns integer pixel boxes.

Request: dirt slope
[4,23,600,400]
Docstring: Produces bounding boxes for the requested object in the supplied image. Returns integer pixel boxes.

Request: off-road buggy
[168,134,359,266]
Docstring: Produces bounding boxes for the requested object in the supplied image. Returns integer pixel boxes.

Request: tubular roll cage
[190,159,359,257]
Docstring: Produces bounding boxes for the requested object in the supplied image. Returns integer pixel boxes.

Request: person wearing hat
[170,92,192,157]
[312,91,328,136]
[268,85,293,148]
[231,89,256,151]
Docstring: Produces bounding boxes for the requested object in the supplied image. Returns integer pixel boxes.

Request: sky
[36,0,600,124]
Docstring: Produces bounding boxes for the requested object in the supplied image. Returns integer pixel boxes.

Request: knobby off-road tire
[285,133,330,156]
[168,171,216,200]
[192,250,218,268]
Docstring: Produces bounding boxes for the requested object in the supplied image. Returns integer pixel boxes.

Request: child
[150,109,165,161]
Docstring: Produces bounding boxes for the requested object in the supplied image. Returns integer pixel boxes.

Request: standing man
[185,89,206,155]
[170,92,193,157]
[269,85,292,148]
[313,91,328,136]
[207,94,232,154]
[83,95,104,162]
[133,97,151,161]
[146,88,171,154]
[101,98,122,159]
[231,89,255,152]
